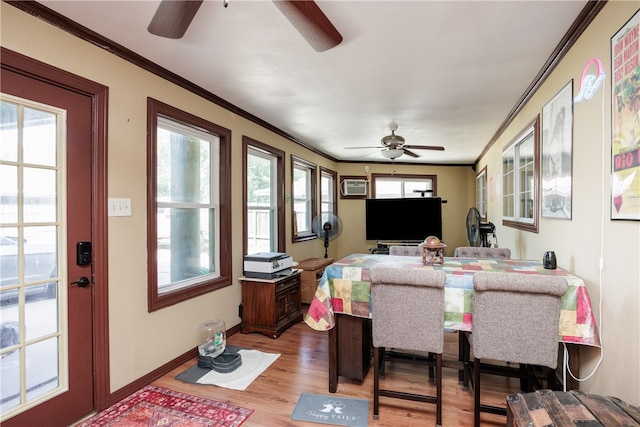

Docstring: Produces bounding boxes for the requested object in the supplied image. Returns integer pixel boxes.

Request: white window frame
[371,173,437,198]
[502,116,540,233]
[476,166,487,220]
[155,116,220,293]
[291,156,317,242]
[320,167,337,215]
[245,143,282,254]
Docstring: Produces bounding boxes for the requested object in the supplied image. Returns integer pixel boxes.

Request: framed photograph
[611,9,640,220]
[541,80,573,219]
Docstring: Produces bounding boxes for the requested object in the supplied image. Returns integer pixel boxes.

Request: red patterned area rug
[77,385,253,426]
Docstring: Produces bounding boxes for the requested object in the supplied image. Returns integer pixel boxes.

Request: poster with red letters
[611,10,640,220]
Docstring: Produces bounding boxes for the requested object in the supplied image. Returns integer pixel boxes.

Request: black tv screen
[365,197,442,241]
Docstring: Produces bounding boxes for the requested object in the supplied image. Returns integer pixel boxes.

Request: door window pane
[0,97,64,417]
[0,164,18,224]
[25,297,59,339]
[25,338,59,401]
[23,108,56,167]
[22,226,57,285]
[0,101,18,162]
[23,168,57,223]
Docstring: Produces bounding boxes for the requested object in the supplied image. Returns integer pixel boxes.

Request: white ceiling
[37,0,588,164]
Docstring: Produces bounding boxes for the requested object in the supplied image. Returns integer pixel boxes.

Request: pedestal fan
[465,207,496,247]
[312,212,343,258]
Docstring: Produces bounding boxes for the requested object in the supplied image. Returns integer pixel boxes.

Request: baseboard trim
[104,323,242,408]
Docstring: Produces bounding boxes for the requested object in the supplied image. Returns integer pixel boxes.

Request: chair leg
[519,364,529,391]
[547,366,558,390]
[458,331,464,383]
[436,352,442,427]
[428,352,435,382]
[474,357,481,427]
[373,346,381,420]
[462,332,471,390]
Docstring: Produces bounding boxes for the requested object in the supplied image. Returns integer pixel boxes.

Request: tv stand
[369,241,421,254]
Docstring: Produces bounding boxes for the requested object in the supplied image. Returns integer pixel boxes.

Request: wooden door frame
[1,47,111,411]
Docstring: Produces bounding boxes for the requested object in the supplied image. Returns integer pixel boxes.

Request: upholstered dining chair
[467,272,568,427]
[388,245,422,256]
[454,246,511,381]
[453,246,511,259]
[369,266,446,426]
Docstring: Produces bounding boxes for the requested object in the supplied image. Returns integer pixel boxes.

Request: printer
[243,252,294,279]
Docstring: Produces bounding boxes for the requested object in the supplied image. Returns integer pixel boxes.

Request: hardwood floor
[153,318,522,426]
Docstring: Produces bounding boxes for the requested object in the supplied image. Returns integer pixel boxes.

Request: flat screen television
[365,197,442,241]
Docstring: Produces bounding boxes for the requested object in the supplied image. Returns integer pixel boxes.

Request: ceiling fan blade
[148,0,203,39]
[272,1,343,52]
[344,146,383,149]
[403,149,420,158]
[403,145,445,151]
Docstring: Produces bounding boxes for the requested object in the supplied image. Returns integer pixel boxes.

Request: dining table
[304,253,601,393]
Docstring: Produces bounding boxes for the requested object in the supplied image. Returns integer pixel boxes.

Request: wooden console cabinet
[329,313,372,393]
[240,270,302,338]
[298,257,334,304]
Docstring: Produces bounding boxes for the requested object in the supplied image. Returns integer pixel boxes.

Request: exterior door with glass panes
[1,69,94,425]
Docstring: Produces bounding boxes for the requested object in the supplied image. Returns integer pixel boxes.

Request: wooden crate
[507,389,640,426]
[297,257,334,303]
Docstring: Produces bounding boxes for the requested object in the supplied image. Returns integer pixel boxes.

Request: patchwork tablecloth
[304,254,600,347]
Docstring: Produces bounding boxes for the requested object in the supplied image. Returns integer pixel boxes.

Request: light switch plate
[108,198,132,216]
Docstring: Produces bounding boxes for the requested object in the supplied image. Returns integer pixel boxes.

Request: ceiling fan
[346,123,445,160]
[147,0,343,52]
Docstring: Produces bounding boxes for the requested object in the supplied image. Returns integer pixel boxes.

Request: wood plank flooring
[153,315,525,426]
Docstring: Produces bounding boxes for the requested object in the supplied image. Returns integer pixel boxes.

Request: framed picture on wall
[541,80,573,219]
[611,9,640,221]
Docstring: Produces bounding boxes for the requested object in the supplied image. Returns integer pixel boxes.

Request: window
[243,137,285,255]
[147,98,231,311]
[291,156,317,242]
[1,96,65,415]
[320,167,337,215]
[502,116,539,232]
[476,166,487,220]
[371,173,437,198]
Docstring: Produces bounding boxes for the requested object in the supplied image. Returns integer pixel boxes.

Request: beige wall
[2,1,638,405]
[475,1,639,404]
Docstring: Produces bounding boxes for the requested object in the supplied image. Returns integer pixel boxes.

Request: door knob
[73,276,90,288]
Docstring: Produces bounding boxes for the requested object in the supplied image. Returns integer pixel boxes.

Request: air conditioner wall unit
[341,179,368,196]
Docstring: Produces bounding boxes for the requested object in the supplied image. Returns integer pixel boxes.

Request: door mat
[291,393,369,427]
[76,385,252,426]
[176,346,280,391]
